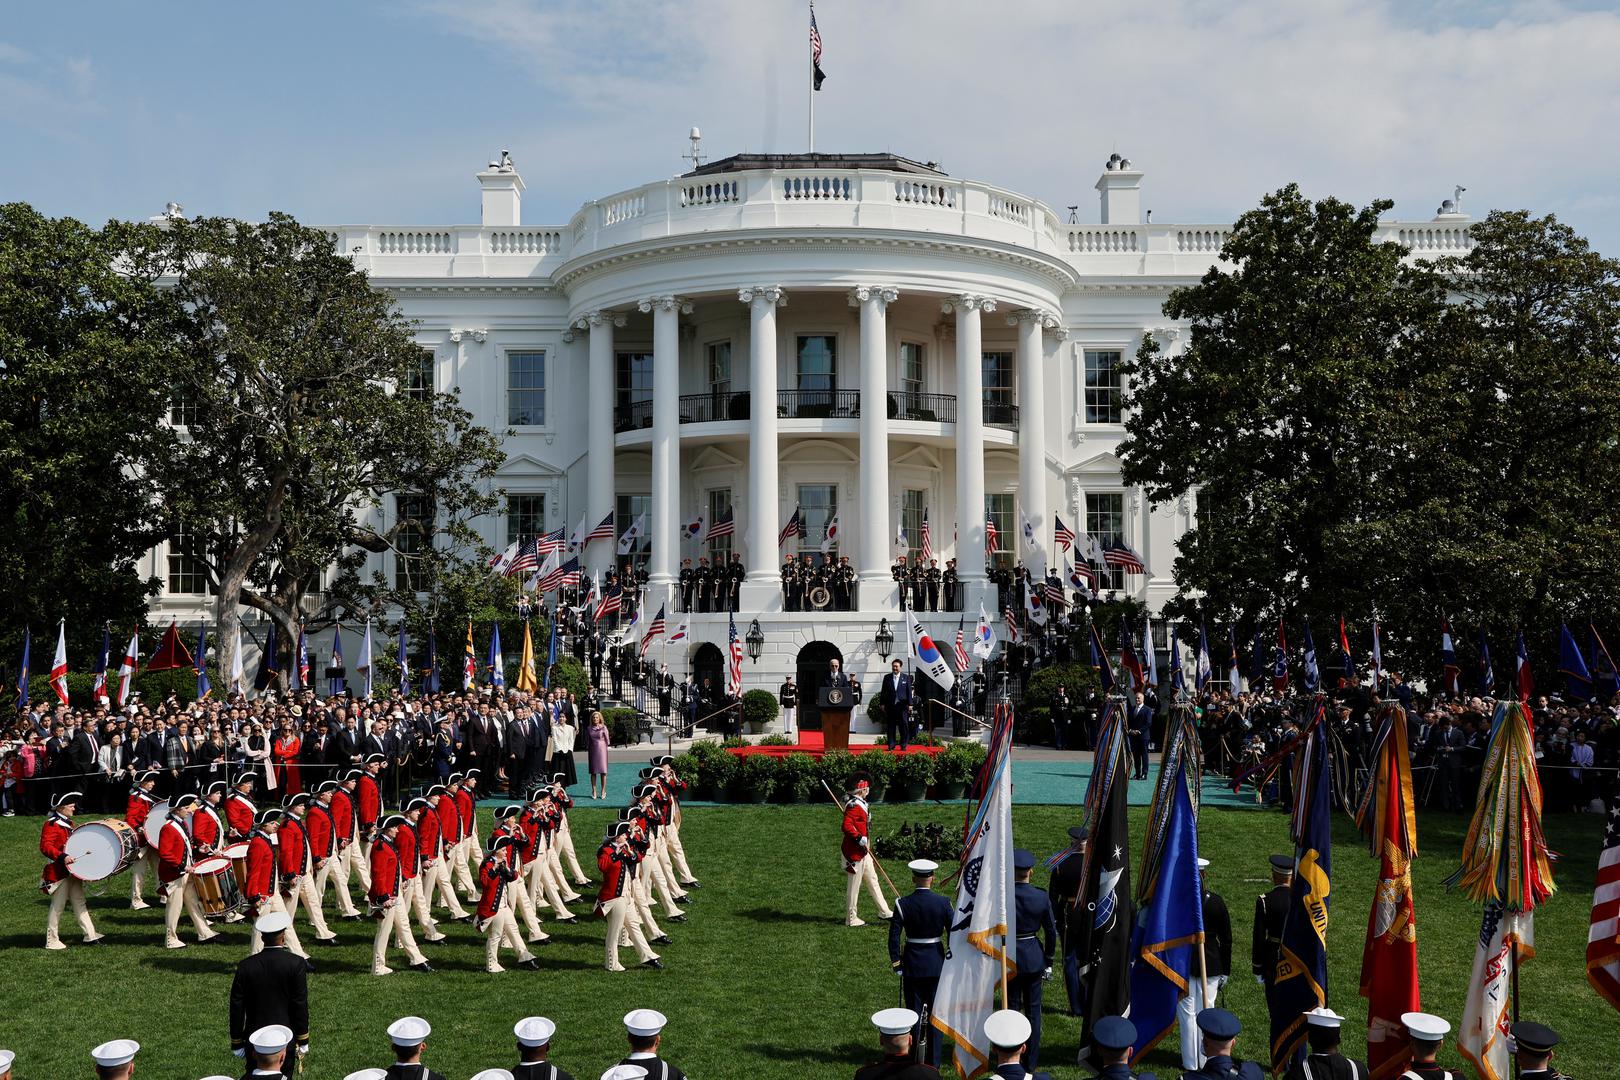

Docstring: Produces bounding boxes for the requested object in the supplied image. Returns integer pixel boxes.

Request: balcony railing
[613,390,1019,433]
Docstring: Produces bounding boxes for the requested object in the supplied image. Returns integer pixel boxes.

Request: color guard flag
[229,622,245,697]
[1477,630,1495,696]
[778,506,804,547]
[681,511,705,541]
[667,617,690,646]
[1586,772,1620,1013]
[295,623,310,692]
[516,619,538,693]
[1090,621,1116,694]
[1516,630,1533,702]
[1120,616,1145,691]
[585,512,616,545]
[543,615,558,691]
[462,621,477,691]
[972,603,997,659]
[1302,623,1320,693]
[396,622,411,697]
[489,539,520,575]
[819,512,840,554]
[91,626,110,701]
[425,630,439,694]
[1225,627,1242,693]
[1440,619,1460,696]
[1460,903,1533,1080]
[568,511,590,551]
[1141,617,1157,688]
[953,620,970,672]
[641,604,666,656]
[1024,584,1048,626]
[1195,622,1213,692]
[1103,542,1146,574]
[116,630,139,707]
[254,624,280,693]
[487,622,505,690]
[1558,622,1593,700]
[1372,620,1384,690]
[910,615,956,691]
[505,536,540,576]
[1068,558,1097,596]
[196,622,212,701]
[146,619,193,671]
[1272,620,1289,695]
[1002,604,1020,645]
[706,505,736,542]
[15,627,29,709]
[356,618,374,699]
[1338,616,1356,688]
[328,624,346,697]
[920,512,933,562]
[617,512,647,556]
[536,527,566,556]
[49,622,69,705]
[1251,623,1267,691]
[727,611,743,697]
[1054,514,1076,554]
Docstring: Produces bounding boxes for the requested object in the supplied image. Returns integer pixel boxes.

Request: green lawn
[0,801,1606,1079]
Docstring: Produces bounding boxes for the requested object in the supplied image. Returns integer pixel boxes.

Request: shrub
[602,708,641,746]
[778,752,818,801]
[742,688,780,729]
[934,741,983,786]
[547,656,588,700]
[817,749,854,796]
[737,753,777,799]
[1023,661,1098,713]
[854,748,897,790]
[703,750,739,793]
[720,735,748,749]
[757,733,795,747]
[895,751,935,787]
[873,820,959,863]
[671,753,700,788]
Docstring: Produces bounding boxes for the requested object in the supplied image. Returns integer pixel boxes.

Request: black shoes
[410,961,435,973]
[667,914,687,924]
[640,957,664,970]
[521,958,542,970]
[651,934,672,945]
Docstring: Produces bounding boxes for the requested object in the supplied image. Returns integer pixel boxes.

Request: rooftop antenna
[683,127,706,170]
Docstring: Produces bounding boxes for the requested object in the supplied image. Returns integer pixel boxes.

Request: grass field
[0,799,1607,1080]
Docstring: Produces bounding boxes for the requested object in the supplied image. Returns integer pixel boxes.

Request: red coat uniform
[40,812,73,888]
[305,803,334,862]
[436,795,461,846]
[475,852,518,921]
[191,802,224,853]
[517,809,542,864]
[243,831,277,906]
[158,818,193,883]
[396,821,419,880]
[126,791,156,845]
[454,788,475,834]
[278,817,310,879]
[329,789,355,848]
[368,839,400,906]
[596,841,635,903]
[225,793,257,839]
[356,775,382,836]
[840,797,870,864]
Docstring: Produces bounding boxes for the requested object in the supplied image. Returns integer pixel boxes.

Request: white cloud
[0,41,30,64]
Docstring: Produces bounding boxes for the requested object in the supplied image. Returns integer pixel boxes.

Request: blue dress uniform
[1093,1015,1158,1080]
[1008,850,1057,1071]
[888,864,953,1068]
[1180,1009,1263,1080]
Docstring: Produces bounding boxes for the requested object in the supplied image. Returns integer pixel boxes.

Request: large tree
[1119,185,1620,677]
[0,204,178,665]
[157,212,504,687]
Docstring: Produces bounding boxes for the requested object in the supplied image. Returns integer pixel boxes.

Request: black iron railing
[890,392,956,423]
[617,390,1018,432]
[983,400,1021,430]
[776,389,862,419]
[613,399,653,433]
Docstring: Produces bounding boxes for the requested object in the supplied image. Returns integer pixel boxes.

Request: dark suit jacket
[69,729,100,776]
[881,673,914,713]
[229,945,310,1049]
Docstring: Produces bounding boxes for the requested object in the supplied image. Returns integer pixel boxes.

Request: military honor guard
[125,768,161,909]
[90,1038,141,1080]
[230,910,310,1076]
[984,1008,1052,1080]
[841,774,894,926]
[40,789,104,950]
[1252,854,1292,988]
[156,792,218,948]
[1283,1008,1367,1080]
[309,781,362,920]
[367,814,433,976]
[242,1024,295,1079]
[855,1009,942,1080]
[191,780,229,855]
[597,821,661,971]
[509,1016,574,1080]
[400,798,447,944]
[618,1009,686,1080]
[473,834,540,973]
[246,808,307,958]
[493,804,550,943]
[424,785,474,920]
[1047,825,1088,1016]
[1093,1016,1157,1080]
[1009,848,1057,1071]
[522,790,578,922]
[226,772,260,841]
[1511,1022,1568,1080]
[278,792,339,947]
[1397,1013,1457,1080]
[888,860,951,1067]
[1180,1009,1263,1080]
[383,1017,448,1080]
[1180,857,1232,1069]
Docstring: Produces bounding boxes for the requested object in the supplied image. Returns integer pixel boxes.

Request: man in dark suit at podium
[880,660,916,751]
[824,658,850,692]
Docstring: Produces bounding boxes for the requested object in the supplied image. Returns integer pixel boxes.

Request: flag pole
[807,1,815,153]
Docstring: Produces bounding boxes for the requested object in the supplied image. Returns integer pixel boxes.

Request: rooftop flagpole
[808,1,816,153]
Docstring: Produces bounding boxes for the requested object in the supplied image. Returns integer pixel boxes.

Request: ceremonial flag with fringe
[517,620,538,693]
[1074,700,1134,1063]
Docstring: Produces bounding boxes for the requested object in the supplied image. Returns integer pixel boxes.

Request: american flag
[593,583,622,622]
[809,2,825,90]
[537,527,566,556]
[984,517,999,557]
[778,506,803,547]
[706,505,735,541]
[560,558,582,589]
[953,619,970,672]
[1102,541,1145,574]
[727,610,744,697]
[1002,604,1020,643]
[1043,578,1066,607]
[505,536,540,576]
[1068,559,1097,595]
[585,513,615,545]
[640,604,666,656]
[920,512,933,562]
[1054,514,1075,554]
[1587,773,1620,1012]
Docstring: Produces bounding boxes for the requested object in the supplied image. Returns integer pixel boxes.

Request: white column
[639,296,690,603]
[579,310,622,579]
[853,285,898,608]
[739,285,786,611]
[947,294,995,609]
[1012,309,1049,569]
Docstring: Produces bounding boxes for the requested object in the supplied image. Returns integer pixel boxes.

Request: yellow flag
[516,620,538,693]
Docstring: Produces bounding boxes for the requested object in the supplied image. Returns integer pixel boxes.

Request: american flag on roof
[585,513,615,545]
[809,2,825,90]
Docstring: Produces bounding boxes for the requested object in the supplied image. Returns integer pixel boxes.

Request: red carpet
[726,729,945,758]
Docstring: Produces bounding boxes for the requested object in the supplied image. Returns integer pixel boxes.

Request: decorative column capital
[449,328,488,344]
[942,294,997,315]
[1006,307,1045,327]
[738,285,787,307]
[638,295,693,315]
[574,310,627,330]
[847,285,899,308]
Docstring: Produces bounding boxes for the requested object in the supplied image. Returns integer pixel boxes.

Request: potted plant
[894,750,935,801]
[816,749,854,800]
[932,741,975,800]
[737,753,777,803]
[742,688,781,734]
[704,749,739,801]
[777,752,817,803]
[854,749,897,801]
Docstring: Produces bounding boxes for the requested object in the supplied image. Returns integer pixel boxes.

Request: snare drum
[143,800,171,847]
[65,819,141,881]
[191,856,243,915]
[224,842,251,886]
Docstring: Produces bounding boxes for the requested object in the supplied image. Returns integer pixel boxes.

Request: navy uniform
[1092,1015,1158,1080]
[1396,1012,1458,1080]
[511,1016,575,1080]
[1510,1021,1570,1080]
[1008,849,1057,1072]
[383,1016,447,1080]
[856,1008,943,1080]
[1046,826,1088,1016]
[1282,1008,1367,1080]
[888,859,953,1068]
[983,1008,1051,1079]
[620,1008,688,1080]
[1180,1008,1263,1080]
[1251,855,1292,988]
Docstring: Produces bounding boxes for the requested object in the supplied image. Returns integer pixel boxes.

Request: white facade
[145,151,1474,723]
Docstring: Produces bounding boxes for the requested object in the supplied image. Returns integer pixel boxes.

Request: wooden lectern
[818,685,854,752]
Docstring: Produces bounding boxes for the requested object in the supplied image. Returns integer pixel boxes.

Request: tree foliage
[1120,185,1620,676]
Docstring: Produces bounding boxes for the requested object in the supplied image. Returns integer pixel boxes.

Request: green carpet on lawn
[0,803,1605,1080]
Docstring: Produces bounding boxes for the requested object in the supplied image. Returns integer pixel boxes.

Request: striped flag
[115,630,139,707]
[809,1,826,90]
[1067,558,1097,596]
[1441,619,1461,696]
[706,505,735,541]
[537,553,575,593]
[1054,514,1076,554]
[1103,541,1146,574]
[585,513,615,545]
[296,623,309,691]
[91,626,110,700]
[1586,773,1620,1012]
[727,610,743,697]
[594,583,623,622]
[49,622,69,705]
[537,527,566,556]
[920,512,933,562]
[506,535,540,576]
[641,604,667,656]
[953,619,970,672]
[1001,604,1020,644]
[778,506,803,547]
[197,622,213,701]
[984,517,999,558]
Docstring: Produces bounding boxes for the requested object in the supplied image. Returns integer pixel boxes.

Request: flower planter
[897,782,929,802]
[932,781,968,801]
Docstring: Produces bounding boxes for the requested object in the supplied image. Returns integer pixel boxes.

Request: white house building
[145,149,1474,726]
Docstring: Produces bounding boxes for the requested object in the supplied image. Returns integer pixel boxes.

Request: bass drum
[143,800,171,846]
[65,819,141,881]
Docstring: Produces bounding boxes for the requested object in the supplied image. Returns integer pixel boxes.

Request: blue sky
[4,0,1618,252]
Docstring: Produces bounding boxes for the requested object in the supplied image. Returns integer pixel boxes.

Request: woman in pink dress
[272,724,303,796]
[586,711,610,799]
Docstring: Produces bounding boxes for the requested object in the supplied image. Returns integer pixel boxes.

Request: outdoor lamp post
[875,617,894,660]
[746,619,764,663]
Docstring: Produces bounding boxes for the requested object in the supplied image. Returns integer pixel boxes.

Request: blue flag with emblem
[1075,701,1135,1063]
[1267,703,1333,1074]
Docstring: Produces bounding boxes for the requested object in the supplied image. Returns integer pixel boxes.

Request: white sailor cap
[254,911,292,935]
[0,1049,13,1073]
[343,1072,389,1080]
[1196,857,1211,870]
[199,1075,235,1080]
[1401,1012,1451,1041]
[984,1009,1033,1048]
[513,1016,556,1047]
[623,1009,667,1038]
[90,1040,141,1068]
[907,859,939,875]
[387,1016,432,1046]
[470,1071,515,1080]
[249,1025,293,1055]
[1304,1006,1345,1029]
[600,1067,649,1080]
[871,1008,920,1036]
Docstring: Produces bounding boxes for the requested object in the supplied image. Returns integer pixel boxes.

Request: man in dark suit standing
[880,660,916,751]
[230,911,310,1077]
[1127,691,1153,780]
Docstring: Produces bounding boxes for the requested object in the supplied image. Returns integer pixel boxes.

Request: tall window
[616,351,653,407]
[406,348,435,401]
[1085,349,1123,424]
[169,387,197,427]
[985,493,1014,570]
[902,489,927,565]
[900,342,925,400]
[616,493,652,574]
[705,488,733,564]
[1086,491,1125,591]
[982,351,1014,406]
[506,494,546,548]
[796,335,837,395]
[706,341,732,396]
[395,494,434,590]
[167,522,207,594]
[507,350,546,426]
[797,483,837,564]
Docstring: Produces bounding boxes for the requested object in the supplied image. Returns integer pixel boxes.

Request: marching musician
[156,792,217,949]
[192,780,228,855]
[333,769,369,894]
[277,793,338,948]
[125,768,161,910]
[841,773,893,927]
[420,785,471,922]
[245,808,306,960]
[356,754,385,862]
[651,756,698,888]
[400,797,448,944]
[889,859,951,1068]
[549,772,593,888]
[367,814,433,976]
[308,780,362,920]
[226,772,259,842]
[455,771,485,897]
[475,834,541,973]
[493,804,549,943]
[435,776,475,915]
[40,789,105,950]
[597,821,661,972]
